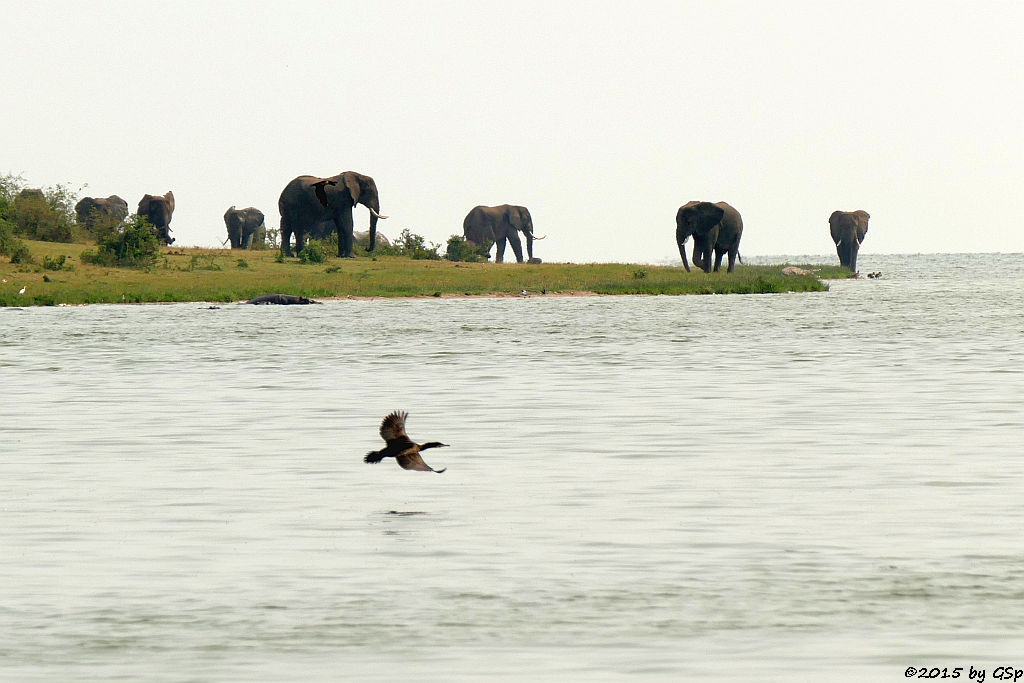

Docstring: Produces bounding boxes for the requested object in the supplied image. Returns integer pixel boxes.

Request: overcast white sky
[3,1,1022,263]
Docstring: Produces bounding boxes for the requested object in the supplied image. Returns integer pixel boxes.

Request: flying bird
[364,410,448,473]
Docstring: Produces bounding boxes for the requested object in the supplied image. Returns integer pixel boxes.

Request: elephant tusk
[531,234,547,240]
[369,208,389,219]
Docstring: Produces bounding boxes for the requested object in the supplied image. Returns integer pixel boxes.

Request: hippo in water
[245,294,321,305]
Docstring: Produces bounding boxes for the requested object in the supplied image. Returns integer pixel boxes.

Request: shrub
[8,242,34,264]
[0,217,33,263]
[1,177,80,243]
[393,228,441,260]
[82,214,161,267]
[299,239,327,264]
[10,190,73,242]
[44,254,73,271]
[444,234,489,262]
[236,258,250,269]
[0,217,17,253]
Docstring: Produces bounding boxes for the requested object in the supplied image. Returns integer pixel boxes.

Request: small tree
[299,239,328,264]
[0,175,80,243]
[394,228,441,260]
[444,234,489,262]
[82,214,161,267]
[0,217,33,263]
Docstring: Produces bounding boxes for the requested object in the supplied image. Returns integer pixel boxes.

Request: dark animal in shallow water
[245,293,320,305]
[364,411,448,473]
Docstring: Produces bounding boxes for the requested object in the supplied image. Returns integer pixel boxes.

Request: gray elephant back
[75,195,128,225]
[713,201,743,245]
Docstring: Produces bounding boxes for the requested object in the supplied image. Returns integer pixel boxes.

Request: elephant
[675,201,744,273]
[829,210,870,272]
[462,204,545,263]
[278,171,388,258]
[137,191,175,245]
[74,195,128,232]
[223,206,265,249]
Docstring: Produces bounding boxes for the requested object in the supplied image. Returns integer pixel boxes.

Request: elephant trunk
[837,238,859,271]
[678,243,691,272]
[364,201,388,252]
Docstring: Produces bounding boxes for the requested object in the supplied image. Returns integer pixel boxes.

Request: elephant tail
[364,449,386,464]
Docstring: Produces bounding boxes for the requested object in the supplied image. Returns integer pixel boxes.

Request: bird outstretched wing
[397,452,446,473]
[379,410,408,442]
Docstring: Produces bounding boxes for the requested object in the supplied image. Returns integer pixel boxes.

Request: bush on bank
[80,215,161,268]
[0,173,79,243]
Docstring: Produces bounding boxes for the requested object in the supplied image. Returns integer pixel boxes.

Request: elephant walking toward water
[675,201,743,273]
[223,206,265,249]
[463,205,544,263]
[278,171,388,258]
[75,195,128,232]
[138,191,175,245]
[829,210,870,272]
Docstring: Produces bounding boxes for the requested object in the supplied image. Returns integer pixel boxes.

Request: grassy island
[0,239,848,307]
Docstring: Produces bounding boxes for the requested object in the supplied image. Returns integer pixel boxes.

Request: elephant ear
[164,191,174,212]
[855,210,870,243]
[703,203,725,224]
[343,174,362,205]
[507,207,524,230]
[828,211,843,244]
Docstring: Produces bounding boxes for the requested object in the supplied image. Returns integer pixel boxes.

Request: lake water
[2,253,1024,681]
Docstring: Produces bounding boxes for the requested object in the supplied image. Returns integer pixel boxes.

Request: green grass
[1,240,844,306]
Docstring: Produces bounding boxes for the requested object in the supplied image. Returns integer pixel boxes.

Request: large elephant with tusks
[675,201,743,272]
[463,204,545,263]
[829,210,870,272]
[278,171,388,258]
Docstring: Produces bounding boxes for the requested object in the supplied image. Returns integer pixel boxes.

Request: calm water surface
[2,253,1023,681]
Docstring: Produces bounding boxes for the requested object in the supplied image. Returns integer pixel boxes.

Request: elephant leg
[726,249,738,273]
[281,216,295,257]
[713,249,725,272]
[495,236,508,263]
[242,230,253,249]
[694,244,711,273]
[335,209,355,258]
[506,231,524,263]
